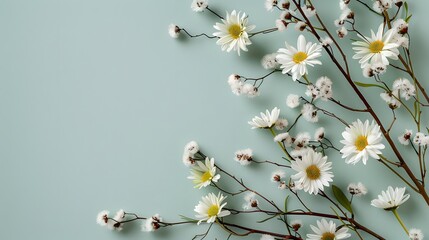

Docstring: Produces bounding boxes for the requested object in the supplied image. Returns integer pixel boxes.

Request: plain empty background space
[1,0,428,239]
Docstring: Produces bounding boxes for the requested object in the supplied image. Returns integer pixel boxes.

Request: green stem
[269,128,292,162]
[392,209,409,235]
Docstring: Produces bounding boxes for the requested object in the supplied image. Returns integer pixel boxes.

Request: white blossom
[191,0,208,12]
[234,148,253,165]
[409,228,424,240]
[142,214,162,232]
[275,118,289,130]
[398,129,412,145]
[301,103,318,123]
[168,24,180,38]
[261,53,280,69]
[286,94,300,108]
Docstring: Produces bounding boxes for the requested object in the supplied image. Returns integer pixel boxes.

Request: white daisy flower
[371,186,410,210]
[96,210,109,226]
[398,129,412,145]
[261,53,280,69]
[286,94,300,108]
[194,192,231,224]
[188,157,220,189]
[234,148,253,165]
[191,0,208,12]
[213,10,256,55]
[168,24,181,38]
[352,23,400,68]
[307,219,351,240]
[242,192,259,209]
[248,107,280,129]
[291,150,333,195]
[347,182,367,196]
[276,35,322,80]
[340,119,385,165]
[409,228,424,240]
[141,214,162,232]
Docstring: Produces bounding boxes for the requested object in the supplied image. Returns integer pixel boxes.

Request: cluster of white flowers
[392,18,409,48]
[234,148,253,165]
[182,141,199,166]
[347,182,368,196]
[373,0,394,13]
[335,0,354,38]
[141,214,162,232]
[96,209,126,231]
[413,132,429,146]
[305,76,333,101]
[380,78,415,108]
[227,74,260,97]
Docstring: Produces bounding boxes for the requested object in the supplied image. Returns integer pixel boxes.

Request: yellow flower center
[200,171,213,182]
[355,135,368,151]
[321,232,336,240]
[207,204,219,217]
[306,164,321,180]
[228,24,243,39]
[293,51,308,63]
[369,40,384,53]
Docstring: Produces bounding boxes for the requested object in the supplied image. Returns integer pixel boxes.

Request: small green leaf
[332,185,354,214]
[354,81,387,91]
[284,195,289,213]
[404,2,409,16]
[405,14,413,23]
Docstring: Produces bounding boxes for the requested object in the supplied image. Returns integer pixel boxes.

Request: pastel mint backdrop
[1,0,428,239]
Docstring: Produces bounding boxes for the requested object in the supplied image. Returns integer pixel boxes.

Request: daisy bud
[96,210,110,226]
[276,19,288,31]
[261,53,279,69]
[409,228,424,240]
[398,129,412,145]
[281,0,290,9]
[314,127,325,141]
[265,0,278,11]
[271,170,285,182]
[168,24,181,38]
[278,181,287,190]
[320,36,333,46]
[234,148,253,165]
[275,118,289,130]
[337,26,348,38]
[191,0,208,12]
[295,21,307,31]
[274,132,293,146]
[286,94,300,108]
[290,219,303,231]
[243,192,259,209]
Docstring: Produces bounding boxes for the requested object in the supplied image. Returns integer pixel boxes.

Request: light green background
[1,0,428,239]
